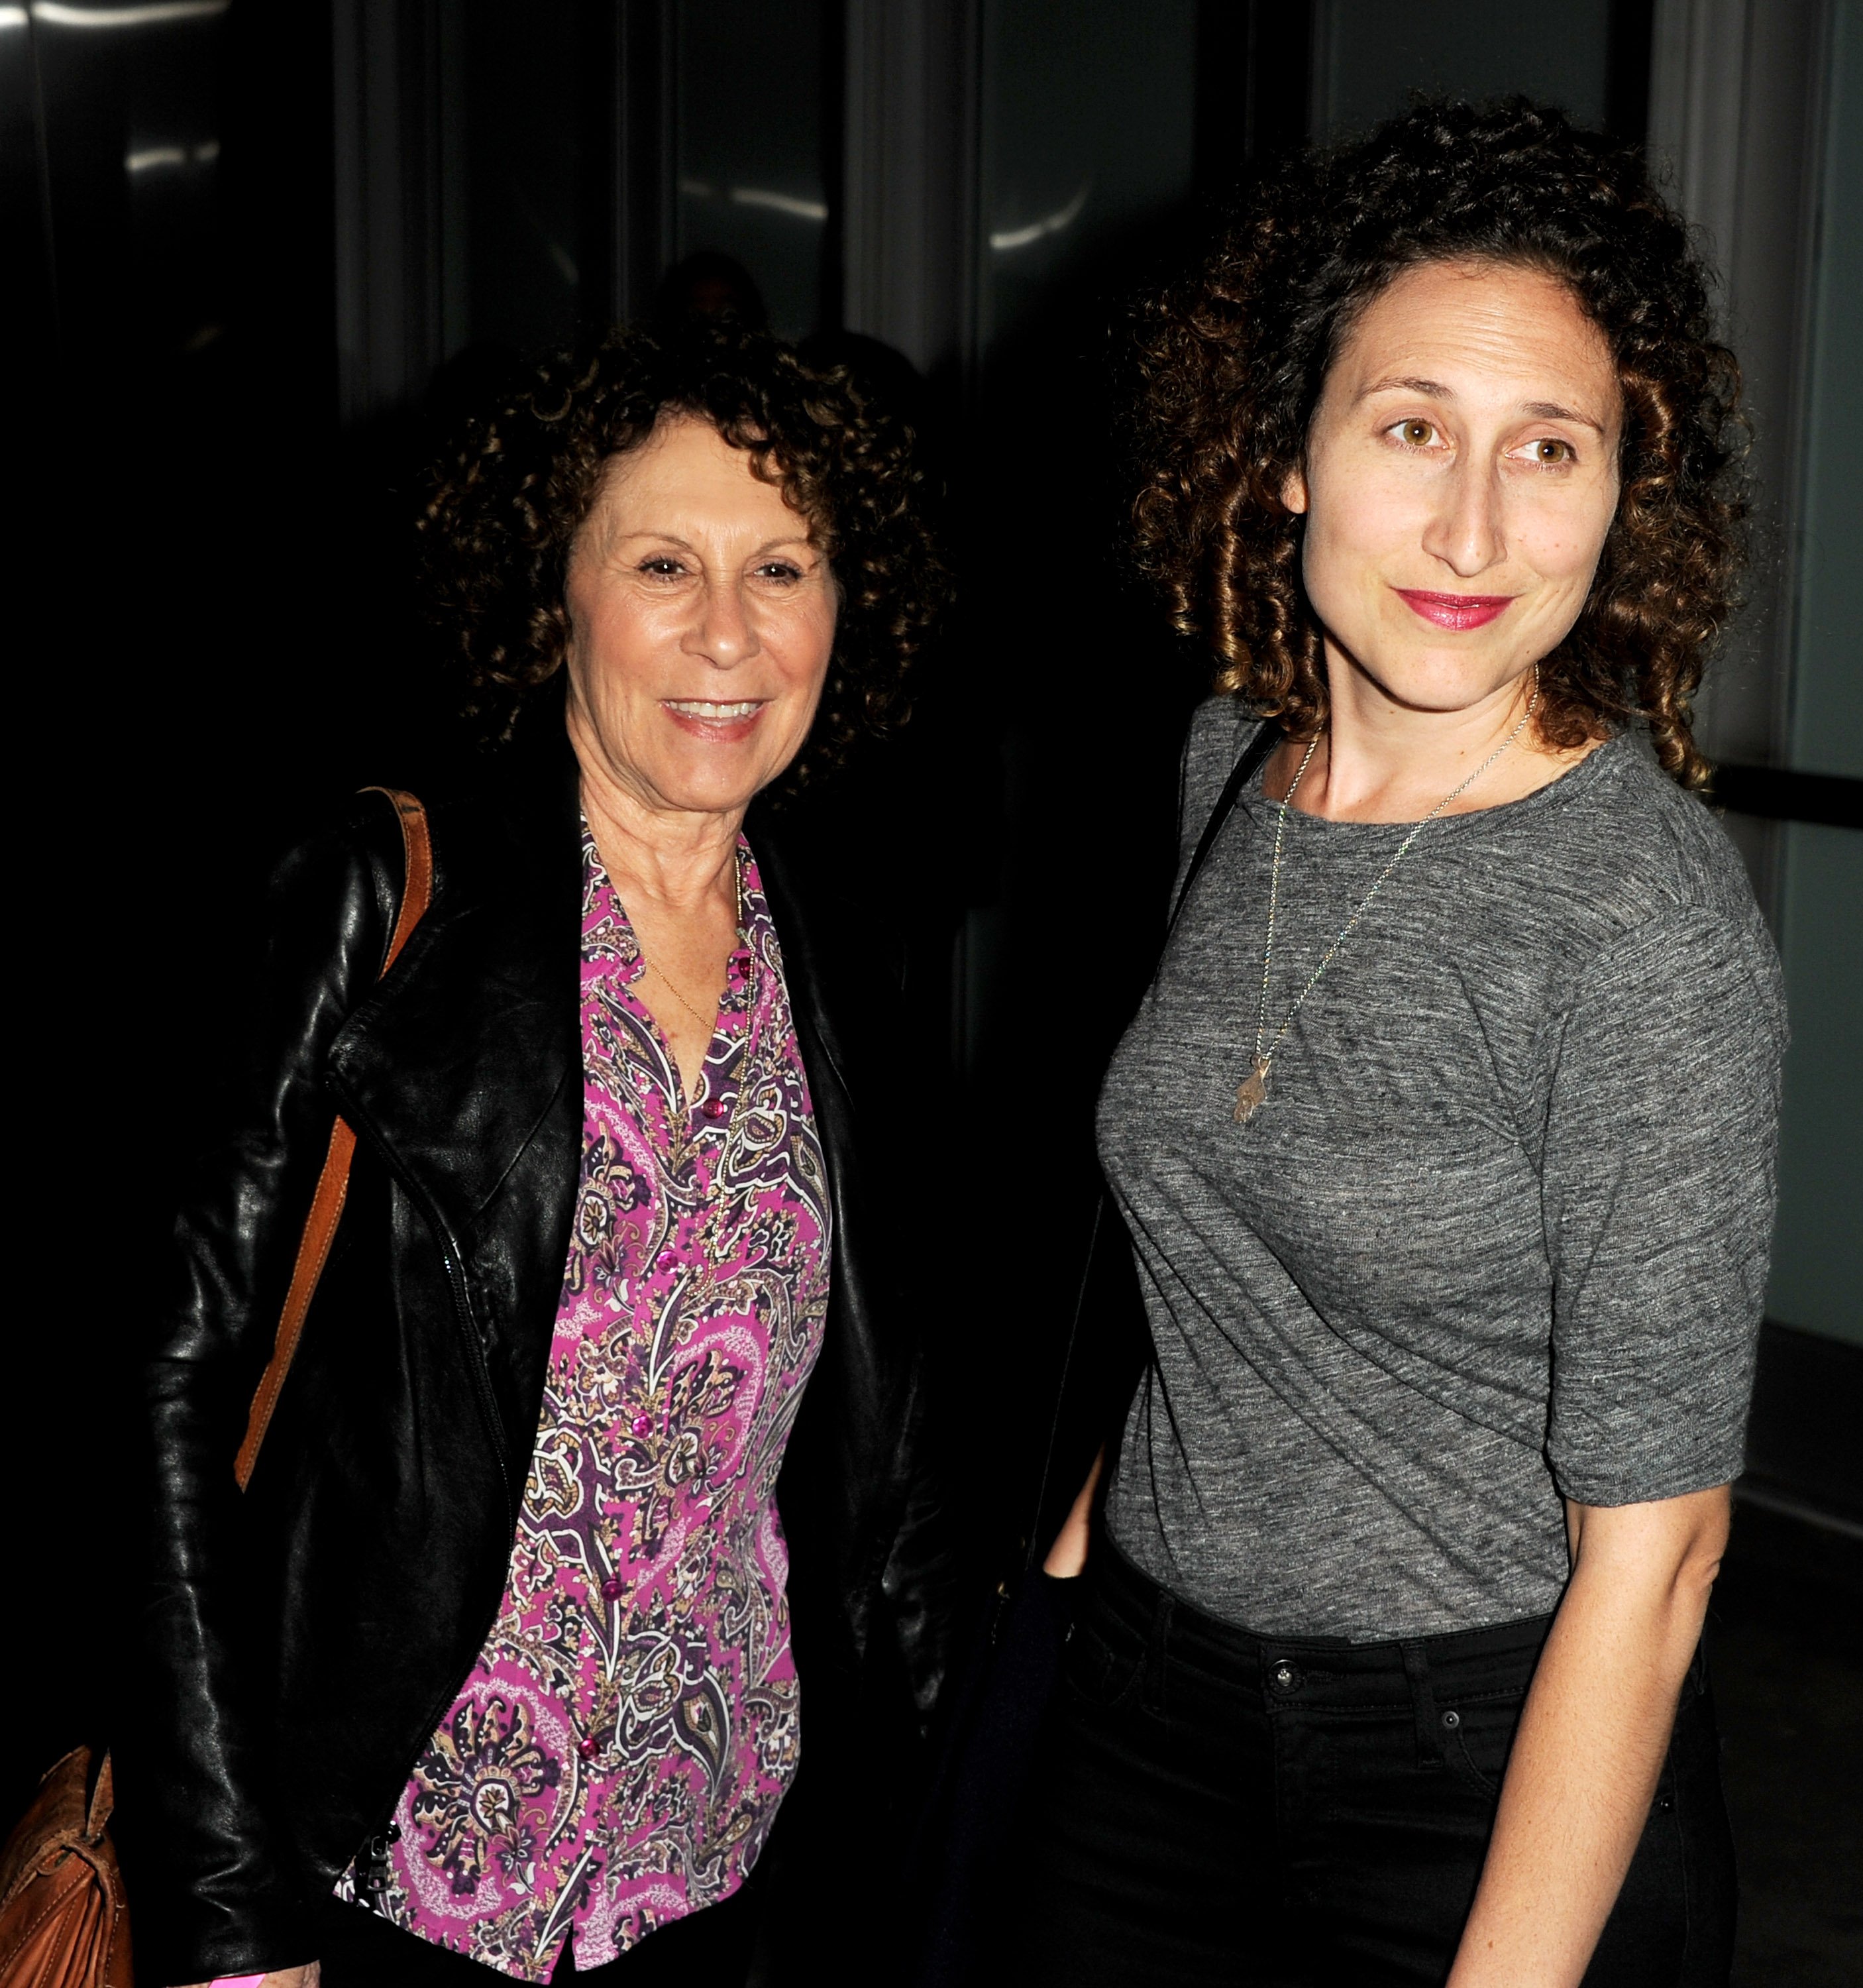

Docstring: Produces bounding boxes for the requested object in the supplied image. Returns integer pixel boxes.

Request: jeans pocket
[1063,1616,1145,1712]
[1440,1691,1523,1802]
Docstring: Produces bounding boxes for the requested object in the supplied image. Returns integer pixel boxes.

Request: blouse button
[576,1736,599,1761]
[631,1413,653,1438]
[702,1096,729,1121]
[600,1575,623,1600]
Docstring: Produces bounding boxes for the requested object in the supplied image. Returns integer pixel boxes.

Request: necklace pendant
[1234,1058,1271,1125]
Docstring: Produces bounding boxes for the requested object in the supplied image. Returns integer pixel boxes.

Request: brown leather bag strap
[369,784,434,973]
[234,788,432,1489]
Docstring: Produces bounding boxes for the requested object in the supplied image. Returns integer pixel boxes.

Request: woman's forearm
[1446,1486,1730,1988]
[1042,1447,1106,1578]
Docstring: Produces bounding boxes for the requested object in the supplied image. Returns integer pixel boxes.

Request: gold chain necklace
[622,849,755,1275]
[641,953,719,1036]
[1234,673,1542,1126]
[641,949,755,1267]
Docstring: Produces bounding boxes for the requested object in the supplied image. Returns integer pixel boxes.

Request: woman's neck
[573,739,743,918]
[1271,652,1593,823]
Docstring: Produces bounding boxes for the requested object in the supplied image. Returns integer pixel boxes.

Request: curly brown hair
[421,321,947,787]
[1129,97,1748,787]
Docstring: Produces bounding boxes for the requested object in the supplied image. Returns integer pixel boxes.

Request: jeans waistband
[1088,1530,1554,1710]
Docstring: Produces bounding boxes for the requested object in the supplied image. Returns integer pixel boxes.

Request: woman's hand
[1444,1485,1730,1988]
[1042,1447,1106,1578]
[174,1967,319,1988]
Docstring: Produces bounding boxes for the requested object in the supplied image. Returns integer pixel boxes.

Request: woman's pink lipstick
[1394,588,1517,631]
[661,698,769,744]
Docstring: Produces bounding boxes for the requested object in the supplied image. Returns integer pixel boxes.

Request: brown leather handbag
[0,1751,131,1988]
[0,789,431,1988]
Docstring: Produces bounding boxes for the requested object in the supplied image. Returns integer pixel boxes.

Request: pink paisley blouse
[333,826,831,1979]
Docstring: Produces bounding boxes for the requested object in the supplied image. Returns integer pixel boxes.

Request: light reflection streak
[127,137,218,171]
[680,182,829,224]
[990,183,1091,252]
[726,187,827,222]
[31,1,227,27]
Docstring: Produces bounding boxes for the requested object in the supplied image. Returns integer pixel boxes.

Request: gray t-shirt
[1100,699,1787,1641]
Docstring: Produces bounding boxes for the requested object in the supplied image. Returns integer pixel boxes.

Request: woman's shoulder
[260,761,539,971]
[1527,736,1783,1021]
[1179,694,1264,839]
[266,790,412,929]
[1544,736,1763,922]
[746,797,911,1003]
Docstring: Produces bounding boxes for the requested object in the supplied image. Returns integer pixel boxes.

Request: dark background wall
[5,3,1857,1977]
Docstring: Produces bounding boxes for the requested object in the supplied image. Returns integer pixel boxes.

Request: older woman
[1020,102,1783,1987]
[130,326,952,1988]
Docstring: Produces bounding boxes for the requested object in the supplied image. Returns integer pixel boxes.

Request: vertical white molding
[841,0,985,1069]
[613,0,674,330]
[1648,0,1835,788]
[1647,0,1753,269]
[331,0,444,425]
[841,0,981,384]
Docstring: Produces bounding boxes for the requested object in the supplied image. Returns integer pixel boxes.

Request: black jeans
[310,1872,762,1986]
[1002,1537,1734,1987]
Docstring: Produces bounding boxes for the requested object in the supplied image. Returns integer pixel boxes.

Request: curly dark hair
[421,321,947,787]
[1129,97,1748,787]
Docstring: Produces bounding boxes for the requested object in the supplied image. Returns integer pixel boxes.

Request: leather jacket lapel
[327,885,578,1244]
[753,812,913,1659]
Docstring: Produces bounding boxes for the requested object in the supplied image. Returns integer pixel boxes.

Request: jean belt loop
[1401,1640,1442,1769]
[1142,1586,1175,1716]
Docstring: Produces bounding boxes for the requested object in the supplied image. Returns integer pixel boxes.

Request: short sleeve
[1542,903,1787,1506]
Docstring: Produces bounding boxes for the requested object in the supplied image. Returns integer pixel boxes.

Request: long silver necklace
[1234,673,1542,1125]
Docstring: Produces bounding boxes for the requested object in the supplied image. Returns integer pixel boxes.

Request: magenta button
[600,1575,623,1600]
[702,1096,729,1120]
[576,1736,599,1761]
[631,1413,653,1437]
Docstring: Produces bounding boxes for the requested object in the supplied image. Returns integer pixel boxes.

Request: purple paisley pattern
[334,826,830,1979]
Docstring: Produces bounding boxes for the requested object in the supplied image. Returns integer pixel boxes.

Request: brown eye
[1401,419,1434,446]
[1533,439,1574,464]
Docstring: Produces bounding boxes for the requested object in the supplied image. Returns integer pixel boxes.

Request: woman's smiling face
[1286,259,1624,716]
[564,414,839,822]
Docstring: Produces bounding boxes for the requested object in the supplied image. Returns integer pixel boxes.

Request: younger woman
[1020,101,1783,1988]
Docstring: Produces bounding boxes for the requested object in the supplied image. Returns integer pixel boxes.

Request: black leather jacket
[128,729,954,1983]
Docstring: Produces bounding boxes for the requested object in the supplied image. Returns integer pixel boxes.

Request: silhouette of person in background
[655,250,770,331]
